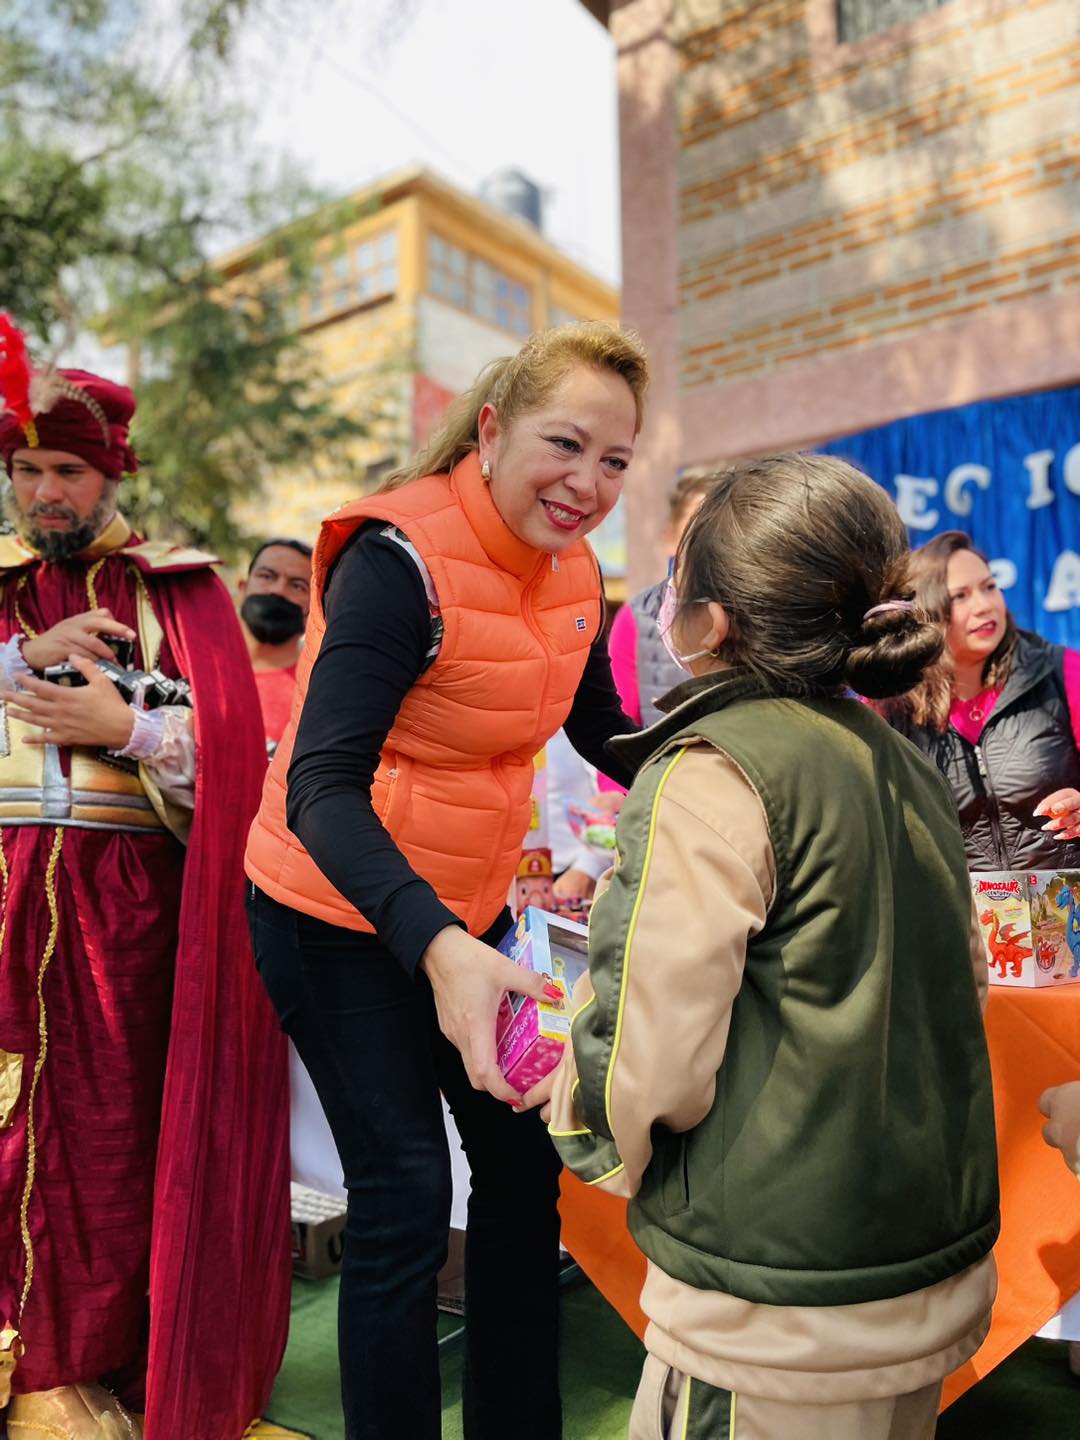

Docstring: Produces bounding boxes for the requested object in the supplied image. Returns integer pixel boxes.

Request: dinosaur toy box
[495,907,590,1092]
[971,871,1080,988]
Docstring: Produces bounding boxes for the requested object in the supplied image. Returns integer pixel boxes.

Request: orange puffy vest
[244,453,602,936]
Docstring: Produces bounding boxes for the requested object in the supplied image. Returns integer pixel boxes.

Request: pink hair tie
[863,599,916,621]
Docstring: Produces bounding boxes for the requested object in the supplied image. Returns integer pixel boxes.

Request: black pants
[247,887,564,1440]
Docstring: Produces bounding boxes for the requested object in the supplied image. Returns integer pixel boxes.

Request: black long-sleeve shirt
[286,525,638,975]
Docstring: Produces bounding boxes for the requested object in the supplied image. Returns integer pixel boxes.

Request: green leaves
[120,277,365,553]
[0,0,372,556]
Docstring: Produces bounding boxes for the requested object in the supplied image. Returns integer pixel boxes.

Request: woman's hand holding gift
[420,925,562,1104]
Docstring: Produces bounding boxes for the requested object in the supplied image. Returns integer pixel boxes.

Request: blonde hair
[380,321,649,491]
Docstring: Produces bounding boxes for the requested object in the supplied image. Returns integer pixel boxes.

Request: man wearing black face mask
[239,537,313,755]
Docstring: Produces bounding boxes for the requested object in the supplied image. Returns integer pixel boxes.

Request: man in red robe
[0,321,290,1439]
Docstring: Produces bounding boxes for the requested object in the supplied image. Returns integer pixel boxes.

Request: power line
[311,46,484,187]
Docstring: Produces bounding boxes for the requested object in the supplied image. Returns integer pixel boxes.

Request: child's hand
[518,1068,557,1120]
[1040,1082,1080,1176]
[553,868,596,901]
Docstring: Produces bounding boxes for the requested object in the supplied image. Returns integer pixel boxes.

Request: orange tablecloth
[941,986,1080,1404]
[558,985,1080,1408]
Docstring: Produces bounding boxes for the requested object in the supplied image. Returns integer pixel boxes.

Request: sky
[234,0,621,285]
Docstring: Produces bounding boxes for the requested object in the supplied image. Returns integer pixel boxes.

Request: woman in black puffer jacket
[884,531,1080,870]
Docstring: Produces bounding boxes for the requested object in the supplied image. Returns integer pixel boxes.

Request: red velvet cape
[139,563,290,1440]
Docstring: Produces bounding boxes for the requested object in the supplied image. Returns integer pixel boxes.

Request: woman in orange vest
[245,322,647,1440]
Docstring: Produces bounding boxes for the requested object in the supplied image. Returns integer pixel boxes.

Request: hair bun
[845,606,944,699]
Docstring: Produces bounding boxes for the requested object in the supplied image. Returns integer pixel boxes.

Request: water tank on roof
[479,169,544,232]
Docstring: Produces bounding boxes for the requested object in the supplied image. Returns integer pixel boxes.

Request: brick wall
[676,0,1080,395]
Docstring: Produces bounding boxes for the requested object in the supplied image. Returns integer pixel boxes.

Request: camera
[38,634,192,710]
[104,635,136,669]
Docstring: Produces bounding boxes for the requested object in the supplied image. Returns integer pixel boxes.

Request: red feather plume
[0,313,38,440]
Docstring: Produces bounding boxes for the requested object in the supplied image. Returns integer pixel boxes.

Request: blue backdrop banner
[818,383,1080,647]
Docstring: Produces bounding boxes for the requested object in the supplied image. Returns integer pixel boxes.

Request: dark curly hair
[887,531,1018,730]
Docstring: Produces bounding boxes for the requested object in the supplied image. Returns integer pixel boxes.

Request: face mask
[241,592,305,646]
[657,577,715,673]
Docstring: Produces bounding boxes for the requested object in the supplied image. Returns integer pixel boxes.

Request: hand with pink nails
[419,925,563,1103]
[1034,788,1080,842]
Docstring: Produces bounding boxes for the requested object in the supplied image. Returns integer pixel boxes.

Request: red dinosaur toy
[979,909,1032,978]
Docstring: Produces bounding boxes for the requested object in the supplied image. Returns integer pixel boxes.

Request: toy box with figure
[513,848,555,919]
[971,871,1080,988]
[495,907,590,1091]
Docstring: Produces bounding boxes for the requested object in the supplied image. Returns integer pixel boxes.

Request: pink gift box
[495,907,589,1091]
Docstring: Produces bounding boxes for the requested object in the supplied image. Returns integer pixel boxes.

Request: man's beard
[3,485,118,562]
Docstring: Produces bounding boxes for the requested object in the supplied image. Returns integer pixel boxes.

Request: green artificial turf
[267,1273,643,1439]
[267,1275,1079,1438]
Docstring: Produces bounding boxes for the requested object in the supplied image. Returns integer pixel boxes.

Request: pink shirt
[599,602,642,794]
[607,601,642,725]
[948,689,1001,746]
[948,647,1080,747]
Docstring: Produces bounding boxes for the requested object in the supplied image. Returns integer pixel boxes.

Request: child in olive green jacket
[546,454,998,1440]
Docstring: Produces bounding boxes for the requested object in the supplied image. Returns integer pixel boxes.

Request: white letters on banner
[989,559,1018,591]
[895,475,940,529]
[890,445,1079,614]
[943,463,991,517]
[1066,443,1080,497]
[1024,450,1055,510]
[1045,552,1080,614]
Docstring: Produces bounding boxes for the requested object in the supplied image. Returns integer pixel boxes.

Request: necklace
[958,687,992,724]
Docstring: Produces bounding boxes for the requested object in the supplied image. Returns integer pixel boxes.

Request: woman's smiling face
[478,365,638,553]
[945,547,1008,670]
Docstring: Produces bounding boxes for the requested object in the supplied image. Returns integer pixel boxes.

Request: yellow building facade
[225,168,619,556]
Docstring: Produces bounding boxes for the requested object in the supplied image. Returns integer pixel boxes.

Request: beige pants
[629,1354,943,1440]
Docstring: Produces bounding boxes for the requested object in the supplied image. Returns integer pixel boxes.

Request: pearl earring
[481,459,491,481]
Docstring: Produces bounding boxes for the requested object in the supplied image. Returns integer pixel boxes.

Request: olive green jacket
[553,671,999,1308]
